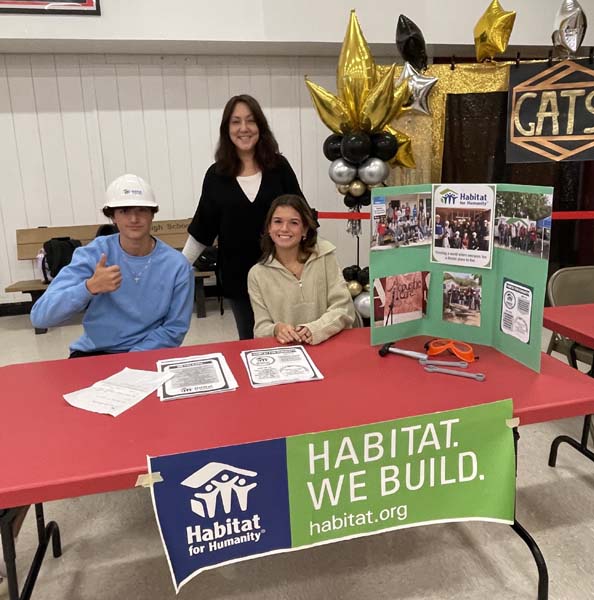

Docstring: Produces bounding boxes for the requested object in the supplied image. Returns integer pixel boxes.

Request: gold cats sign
[507,60,594,162]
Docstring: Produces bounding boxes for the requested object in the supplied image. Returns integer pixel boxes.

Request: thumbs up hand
[86,254,122,295]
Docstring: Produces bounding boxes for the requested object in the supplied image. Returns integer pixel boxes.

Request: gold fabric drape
[389,62,512,185]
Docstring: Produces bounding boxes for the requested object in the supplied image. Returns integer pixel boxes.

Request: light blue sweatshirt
[30,234,195,353]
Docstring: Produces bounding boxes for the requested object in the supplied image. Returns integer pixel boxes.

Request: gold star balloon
[337,10,376,124]
[305,10,413,167]
[474,0,516,62]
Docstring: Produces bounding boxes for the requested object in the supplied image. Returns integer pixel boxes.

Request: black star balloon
[395,15,428,71]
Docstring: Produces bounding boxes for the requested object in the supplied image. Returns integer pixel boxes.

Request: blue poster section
[150,438,291,588]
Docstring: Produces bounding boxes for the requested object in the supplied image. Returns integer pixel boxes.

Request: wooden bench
[6,219,221,333]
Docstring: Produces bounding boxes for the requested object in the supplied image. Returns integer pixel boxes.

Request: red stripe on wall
[315,211,594,221]
[552,211,594,220]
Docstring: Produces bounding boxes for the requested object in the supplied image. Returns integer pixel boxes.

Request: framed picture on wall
[0,1,100,15]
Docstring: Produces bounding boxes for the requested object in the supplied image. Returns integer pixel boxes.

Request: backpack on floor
[40,237,82,283]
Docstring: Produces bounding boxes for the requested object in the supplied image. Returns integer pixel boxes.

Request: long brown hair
[260,195,318,263]
[215,94,280,177]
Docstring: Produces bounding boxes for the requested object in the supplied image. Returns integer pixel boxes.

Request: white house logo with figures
[181,462,258,518]
[439,188,458,205]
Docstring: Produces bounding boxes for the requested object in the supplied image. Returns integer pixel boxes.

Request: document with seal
[241,345,324,388]
[156,353,238,400]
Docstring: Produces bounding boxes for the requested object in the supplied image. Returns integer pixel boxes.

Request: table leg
[511,428,549,599]
[29,291,47,335]
[548,346,594,467]
[511,520,548,600]
[548,414,594,466]
[195,277,206,319]
[0,504,62,600]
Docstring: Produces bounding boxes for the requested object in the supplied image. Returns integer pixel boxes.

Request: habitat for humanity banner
[149,400,515,592]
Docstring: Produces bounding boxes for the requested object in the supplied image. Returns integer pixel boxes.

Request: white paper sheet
[63,368,174,417]
[156,353,238,400]
[241,345,324,388]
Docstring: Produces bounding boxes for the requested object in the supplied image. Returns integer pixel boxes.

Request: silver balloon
[396,62,437,116]
[358,157,389,185]
[353,291,370,319]
[552,0,587,56]
[328,158,357,185]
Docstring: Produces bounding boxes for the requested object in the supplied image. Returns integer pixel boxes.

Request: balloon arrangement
[473,0,588,61]
[305,11,418,234]
[343,265,371,320]
[552,0,588,57]
[390,15,438,117]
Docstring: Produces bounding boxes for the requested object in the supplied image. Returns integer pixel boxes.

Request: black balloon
[343,265,361,282]
[343,193,360,209]
[396,15,428,71]
[358,190,371,206]
[323,133,343,161]
[371,132,398,161]
[341,131,371,165]
[357,267,369,287]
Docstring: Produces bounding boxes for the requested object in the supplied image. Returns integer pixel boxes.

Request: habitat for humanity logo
[182,462,263,552]
[182,462,258,518]
[439,188,458,205]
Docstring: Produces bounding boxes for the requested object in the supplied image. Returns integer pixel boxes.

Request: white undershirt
[236,171,262,202]
[182,236,206,264]
[182,171,263,263]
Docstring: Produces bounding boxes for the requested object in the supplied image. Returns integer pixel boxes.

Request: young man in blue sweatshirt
[30,174,195,358]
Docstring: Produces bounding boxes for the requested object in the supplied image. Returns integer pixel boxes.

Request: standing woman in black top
[183,94,304,339]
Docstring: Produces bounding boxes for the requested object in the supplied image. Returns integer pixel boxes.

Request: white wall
[0,53,368,303]
[0,0,592,53]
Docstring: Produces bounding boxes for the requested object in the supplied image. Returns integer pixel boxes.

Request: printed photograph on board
[494,190,553,260]
[442,272,482,328]
[373,271,430,326]
[500,278,533,343]
[371,192,432,251]
[431,184,495,269]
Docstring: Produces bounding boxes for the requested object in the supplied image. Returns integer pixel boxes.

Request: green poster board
[369,183,552,372]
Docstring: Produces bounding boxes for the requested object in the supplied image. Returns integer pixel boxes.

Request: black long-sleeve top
[188,155,303,298]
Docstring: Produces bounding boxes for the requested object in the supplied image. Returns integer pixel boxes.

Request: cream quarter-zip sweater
[248,238,357,345]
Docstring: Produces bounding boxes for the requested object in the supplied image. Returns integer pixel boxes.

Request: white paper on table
[241,345,324,388]
[156,353,238,400]
[63,368,174,417]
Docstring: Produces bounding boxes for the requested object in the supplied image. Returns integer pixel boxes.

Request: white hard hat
[103,174,158,209]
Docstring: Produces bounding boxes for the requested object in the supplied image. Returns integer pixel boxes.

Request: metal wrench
[423,365,485,381]
[419,359,468,368]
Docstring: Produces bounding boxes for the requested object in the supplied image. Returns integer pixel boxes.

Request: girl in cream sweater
[248,195,356,345]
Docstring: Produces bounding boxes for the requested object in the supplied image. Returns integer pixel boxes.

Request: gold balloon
[336,183,350,195]
[305,10,415,167]
[474,0,516,62]
[338,10,376,126]
[364,283,370,292]
[359,64,396,132]
[349,179,367,197]
[385,125,416,169]
[304,78,355,134]
[347,280,363,297]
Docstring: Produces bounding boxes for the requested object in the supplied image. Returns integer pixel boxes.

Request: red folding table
[3,328,594,600]
[543,303,594,467]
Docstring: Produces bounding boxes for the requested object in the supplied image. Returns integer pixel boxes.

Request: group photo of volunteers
[1,2,594,600]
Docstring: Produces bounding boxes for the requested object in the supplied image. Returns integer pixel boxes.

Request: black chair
[194,246,224,316]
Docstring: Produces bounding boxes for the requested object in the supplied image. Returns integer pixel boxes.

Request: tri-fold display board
[370,183,553,372]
